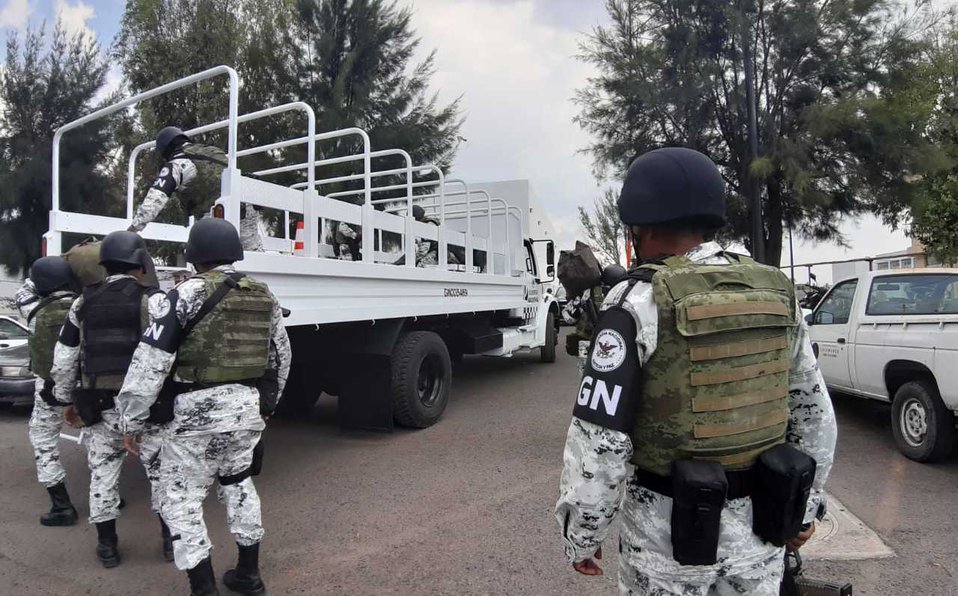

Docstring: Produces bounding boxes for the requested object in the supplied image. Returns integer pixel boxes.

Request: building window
[874,257,915,271]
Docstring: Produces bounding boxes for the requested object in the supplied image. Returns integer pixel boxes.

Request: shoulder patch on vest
[573,303,642,433]
[141,290,182,353]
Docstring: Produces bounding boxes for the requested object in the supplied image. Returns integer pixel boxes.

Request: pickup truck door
[809,278,859,392]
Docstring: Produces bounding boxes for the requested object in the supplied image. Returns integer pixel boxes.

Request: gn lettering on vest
[577,375,623,416]
[144,322,165,341]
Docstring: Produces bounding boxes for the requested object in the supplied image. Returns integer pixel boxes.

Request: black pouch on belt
[670,460,728,566]
[250,438,264,476]
[752,444,816,547]
[74,389,114,426]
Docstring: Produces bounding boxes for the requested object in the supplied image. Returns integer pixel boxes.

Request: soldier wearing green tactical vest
[17,257,79,527]
[128,126,266,251]
[116,218,291,596]
[50,231,172,568]
[554,148,837,595]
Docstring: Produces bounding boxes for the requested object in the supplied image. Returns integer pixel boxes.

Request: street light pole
[741,2,765,263]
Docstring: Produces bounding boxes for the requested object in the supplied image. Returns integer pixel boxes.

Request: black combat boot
[40,483,78,527]
[95,519,120,568]
[222,542,266,596]
[187,557,220,596]
[159,515,174,562]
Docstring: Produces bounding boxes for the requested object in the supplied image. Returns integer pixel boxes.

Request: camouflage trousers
[618,478,784,595]
[239,205,266,252]
[28,392,66,488]
[86,410,165,524]
[160,430,264,571]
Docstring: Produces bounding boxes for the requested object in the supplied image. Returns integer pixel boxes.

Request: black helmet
[618,147,726,228]
[156,126,190,158]
[29,256,75,295]
[185,218,244,265]
[601,264,627,288]
[412,204,425,220]
[100,231,148,268]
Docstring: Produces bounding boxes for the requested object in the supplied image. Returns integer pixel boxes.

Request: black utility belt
[636,467,754,500]
[637,444,817,567]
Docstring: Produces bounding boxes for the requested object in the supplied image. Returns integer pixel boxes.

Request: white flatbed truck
[45,66,559,430]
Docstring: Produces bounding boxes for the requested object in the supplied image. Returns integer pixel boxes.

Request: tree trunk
[763,179,784,267]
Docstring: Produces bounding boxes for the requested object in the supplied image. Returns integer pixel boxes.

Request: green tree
[115,0,462,202]
[578,189,625,265]
[576,0,948,264]
[0,26,119,276]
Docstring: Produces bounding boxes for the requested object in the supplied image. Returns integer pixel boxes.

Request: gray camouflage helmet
[100,231,148,268]
[30,256,75,294]
[156,126,190,158]
[186,218,244,265]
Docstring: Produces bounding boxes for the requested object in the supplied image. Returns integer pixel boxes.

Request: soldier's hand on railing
[572,547,603,576]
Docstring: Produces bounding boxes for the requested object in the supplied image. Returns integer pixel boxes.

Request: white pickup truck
[807,269,958,462]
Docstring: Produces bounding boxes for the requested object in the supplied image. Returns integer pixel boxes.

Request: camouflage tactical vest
[629,254,798,476]
[175,270,273,383]
[28,294,76,380]
[176,143,227,219]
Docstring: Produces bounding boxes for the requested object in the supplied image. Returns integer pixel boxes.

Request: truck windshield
[866,274,958,315]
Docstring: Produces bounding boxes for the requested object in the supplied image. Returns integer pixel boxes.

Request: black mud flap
[337,353,394,432]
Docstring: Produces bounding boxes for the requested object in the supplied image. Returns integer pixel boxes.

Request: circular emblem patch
[591,329,627,372]
[154,297,172,319]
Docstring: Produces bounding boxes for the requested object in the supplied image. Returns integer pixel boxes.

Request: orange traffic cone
[293,220,305,256]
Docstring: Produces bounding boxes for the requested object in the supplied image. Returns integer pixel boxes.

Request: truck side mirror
[546,241,555,266]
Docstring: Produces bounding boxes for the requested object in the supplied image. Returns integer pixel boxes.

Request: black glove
[257,369,280,416]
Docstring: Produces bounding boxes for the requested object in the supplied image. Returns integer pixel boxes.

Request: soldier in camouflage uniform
[563,264,628,373]
[128,126,265,251]
[554,148,837,595]
[116,218,291,596]
[50,231,172,568]
[17,258,80,526]
[334,221,362,261]
[412,204,440,267]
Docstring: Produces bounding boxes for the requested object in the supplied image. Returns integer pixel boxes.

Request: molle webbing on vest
[79,278,147,391]
[175,271,272,384]
[29,295,75,380]
[629,254,798,476]
[177,144,226,218]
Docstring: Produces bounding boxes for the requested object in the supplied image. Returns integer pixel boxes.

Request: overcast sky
[1,0,914,284]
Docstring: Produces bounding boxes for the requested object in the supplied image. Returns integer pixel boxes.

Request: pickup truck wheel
[891,381,955,462]
[392,331,452,428]
[540,312,557,363]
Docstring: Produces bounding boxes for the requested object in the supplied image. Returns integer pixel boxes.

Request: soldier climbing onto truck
[127,126,267,251]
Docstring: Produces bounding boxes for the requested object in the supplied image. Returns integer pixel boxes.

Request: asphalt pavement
[0,330,956,595]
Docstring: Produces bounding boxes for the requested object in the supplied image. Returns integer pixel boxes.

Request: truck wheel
[392,331,452,428]
[540,311,557,363]
[891,381,955,462]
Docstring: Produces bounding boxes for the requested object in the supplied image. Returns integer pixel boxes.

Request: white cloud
[406,0,601,251]
[0,0,32,29]
[54,0,95,40]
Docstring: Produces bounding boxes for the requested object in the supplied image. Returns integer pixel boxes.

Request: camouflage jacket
[129,146,203,232]
[554,241,837,563]
[116,265,291,435]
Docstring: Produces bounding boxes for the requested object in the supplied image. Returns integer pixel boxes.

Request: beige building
[872,238,951,271]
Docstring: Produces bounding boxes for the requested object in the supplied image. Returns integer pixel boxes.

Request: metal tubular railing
[125,101,317,221]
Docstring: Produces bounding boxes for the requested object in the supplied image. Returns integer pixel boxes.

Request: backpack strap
[181,273,246,339]
[26,293,74,323]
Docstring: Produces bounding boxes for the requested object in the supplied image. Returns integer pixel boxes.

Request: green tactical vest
[176,144,227,219]
[629,254,798,476]
[28,294,76,380]
[175,270,273,384]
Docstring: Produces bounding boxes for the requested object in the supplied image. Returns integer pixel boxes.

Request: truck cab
[808,269,958,461]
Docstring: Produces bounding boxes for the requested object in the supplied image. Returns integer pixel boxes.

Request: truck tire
[891,381,955,462]
[392,331,452,428]
[540,311,557,363]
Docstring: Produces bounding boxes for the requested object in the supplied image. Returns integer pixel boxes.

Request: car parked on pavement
[0,315,30,350]
[0,343,34,407]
